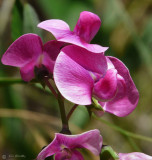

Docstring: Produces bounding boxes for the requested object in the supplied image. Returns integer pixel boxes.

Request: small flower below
[37,129,102,160]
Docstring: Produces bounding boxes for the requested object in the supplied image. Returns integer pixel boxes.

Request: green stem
[43,77,58,98]
[0,78,26,85]
[57,91,71,134]
[0,77,38,85]
[126,136,141,152]
[67,104,78,121]
[93,115,152,143]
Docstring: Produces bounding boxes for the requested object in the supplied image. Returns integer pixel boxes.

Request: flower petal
[1,34,43,67]
[70,150,84,160]
[57,32,108,53]
[119,152,152,160]
[100,75,127,116]
[37,135,62,160]
[61,45,107,75]
[55,150,84,160]
[37,19,70,39]
[74,11,101,43]
[93,69,118,100]
[38,18,108,53]
[109,56,139,108]
[77,129,103,155]
[20,60,36,82]
[100,57,139,117]
[42,40,65,73]
[55,149,71,160]
[54,129,102,156]
[58,32,108,53]
[54,50,94,105]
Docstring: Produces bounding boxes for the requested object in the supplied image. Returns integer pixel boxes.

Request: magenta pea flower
[38,11,108,53]
[37,129,102,160]
[97,56,139,117]
[1,33,64,82]
[54,45,139,117]
[119,152,152,160]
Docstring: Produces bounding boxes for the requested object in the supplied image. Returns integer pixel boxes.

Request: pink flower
[1,33,64,81]
[38,11,108,53]
[54,45,139,117]
[119,152,152,160]
[37,129,102,160]
[97,56,139,117]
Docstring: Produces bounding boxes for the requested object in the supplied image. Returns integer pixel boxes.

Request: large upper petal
[42,40,65,73]
[119,152,152,160]
[38,19,108,53]
[99,57,139,117]
[54,49,94,105]
[1,34,43,67]
[74,11,101,43]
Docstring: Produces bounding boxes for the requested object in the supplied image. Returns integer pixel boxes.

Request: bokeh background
[0,0,152,159]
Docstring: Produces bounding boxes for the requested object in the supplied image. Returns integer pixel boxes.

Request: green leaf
[100,146,119,160]
[23,3,42,36]
[11,0,23,41]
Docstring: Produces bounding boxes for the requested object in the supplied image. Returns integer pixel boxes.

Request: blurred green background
[0,0,152,159]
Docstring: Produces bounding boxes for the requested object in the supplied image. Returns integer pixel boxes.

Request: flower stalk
[57,91,71,134]
[43,77,58,98]
[43,77,71,134]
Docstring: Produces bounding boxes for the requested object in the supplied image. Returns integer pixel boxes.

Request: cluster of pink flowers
[1,11,139,117]
[1,11,151,160]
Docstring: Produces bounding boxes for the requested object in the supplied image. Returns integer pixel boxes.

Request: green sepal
[86,97,105,118]
[100,145,119,160]
[92,97,104,111]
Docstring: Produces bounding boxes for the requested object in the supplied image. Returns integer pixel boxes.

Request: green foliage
[23,3,42,36]
[142,18,152,50]
[70,106,90,128]
[11,0,23,41]
[37,0,92,29]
